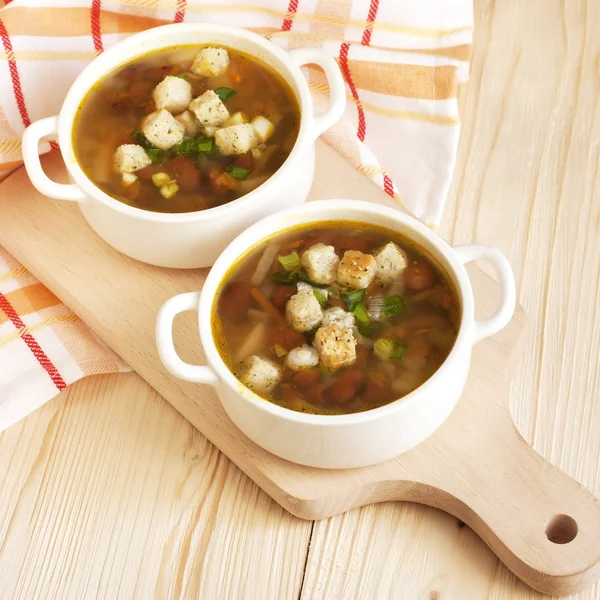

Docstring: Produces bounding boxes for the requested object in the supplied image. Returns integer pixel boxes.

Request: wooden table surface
[2,1,600,598]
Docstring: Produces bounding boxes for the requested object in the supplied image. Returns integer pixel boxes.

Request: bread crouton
[152,75,192,114]
[301,243,339,284]
[337,250,377,289]
[286,289,323,332]
[374,242,408,284]
[313,324,357,370]
[189,90,229,127]
[214,124,258,156]
[237,355,281,395]
[191,47,230,77]
[322,307,355,330]
[175,110,201,136]
[113,144,151,173]
[141,109,184,150]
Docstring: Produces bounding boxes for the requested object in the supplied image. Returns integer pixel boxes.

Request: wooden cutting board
[1,147,599,597]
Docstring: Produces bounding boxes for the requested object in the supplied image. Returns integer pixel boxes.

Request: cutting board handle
[388,398,600,596]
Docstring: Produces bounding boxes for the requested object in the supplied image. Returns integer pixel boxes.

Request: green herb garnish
[171,136,217,158]
[269,270,327,287]
[357,321,381,338]
[131,128,153,149]
[390,343,407,360]
[214,87,237,102]
[227,166,251,181]
[269,270,306,284]
[343,289,366,311]
[173,73,189,79]
[384,295,406,317]
[277,251,301,272]
[146,148,164,162]
[352,301,370,324]
[313,289,328,308]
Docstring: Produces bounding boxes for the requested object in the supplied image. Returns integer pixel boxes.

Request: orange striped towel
[0,0,472,429]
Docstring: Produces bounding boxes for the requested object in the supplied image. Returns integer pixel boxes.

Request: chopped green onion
[277,251,301,272]
[390,343,407,360]
[146,148,164,163]
[171,135,216,158]
[172,73,189,79]
[151,172,171,187]
[227,166,252,181]
[269,270,326,286]
[357,321,381,338]
[374,338,394,360]
[353,301,370,324]
[313,289,328,308]
[384,295,406,317]
[343,289,366,311]
[214,87,237,102]
[131,128,153,149]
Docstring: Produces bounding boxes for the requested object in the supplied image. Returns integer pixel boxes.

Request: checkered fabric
[0,0,472,429]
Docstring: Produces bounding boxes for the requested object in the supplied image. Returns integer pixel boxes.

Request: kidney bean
[218,281,253,320]
[404,261,434,291]
[271,285,296,312]
[328,369,366,405]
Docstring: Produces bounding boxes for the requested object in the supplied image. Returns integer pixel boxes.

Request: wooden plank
[302,0,600,598]
[0,374,311,600]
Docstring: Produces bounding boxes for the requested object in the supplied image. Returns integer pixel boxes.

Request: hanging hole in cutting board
[545,514,578,544]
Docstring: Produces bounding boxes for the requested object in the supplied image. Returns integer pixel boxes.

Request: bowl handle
[453,244,516,343]
[22,116,87,202]
[156,291,219,385]
[289,48,347,140]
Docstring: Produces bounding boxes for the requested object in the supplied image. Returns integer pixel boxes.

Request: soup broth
[213,222,460,415]
[74,45,300,213]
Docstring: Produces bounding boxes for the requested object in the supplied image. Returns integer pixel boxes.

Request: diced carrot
[250,287,286,326]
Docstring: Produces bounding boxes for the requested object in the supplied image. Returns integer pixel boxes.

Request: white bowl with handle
[21,23,346,268]
[155,199,517,469]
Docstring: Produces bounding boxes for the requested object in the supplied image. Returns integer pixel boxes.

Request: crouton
[225,111,248,127]
[141,109,184,150]
[301,244,339,284]
[189,90,229,127]
[374,242,408,284]
[113,144,151,173]
[286,345,319,371]
[237,355,281,396]
[337,250,377,289]
[314,324,357,370]
[214,123,258,156]
[251,115,275,143]
[175,110,201,136]
[152,75,192,114]
[286,289,323,332]
[322,307,355,330]
[191,47,230,77]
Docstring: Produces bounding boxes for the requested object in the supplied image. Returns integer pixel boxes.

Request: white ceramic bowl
[156,199,516,469]
[21,23,346,268]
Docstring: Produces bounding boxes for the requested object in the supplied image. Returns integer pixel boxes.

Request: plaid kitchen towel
[0,0,472,429]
